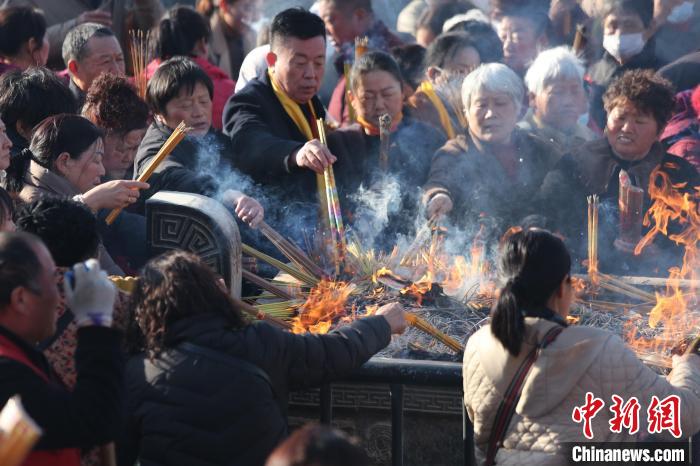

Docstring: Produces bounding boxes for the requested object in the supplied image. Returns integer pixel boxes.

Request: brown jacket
[424,130,560,230]
[464,318,700,465]
[19,161,123,275]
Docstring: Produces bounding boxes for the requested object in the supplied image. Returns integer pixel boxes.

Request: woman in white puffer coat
[463,229,700,466]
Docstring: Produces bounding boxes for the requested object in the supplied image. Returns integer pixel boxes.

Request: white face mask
[667,1,694,24]
[603,33,646,61]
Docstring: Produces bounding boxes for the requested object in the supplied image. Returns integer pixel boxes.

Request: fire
[626,167,699,356]
[291,280,355,334]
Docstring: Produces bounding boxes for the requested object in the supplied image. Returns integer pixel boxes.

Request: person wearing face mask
[0,7,49,76]
[537,70,700,273]
[6,114,150,275]
[424,63,561,233]
[135,56,264,227]
[409,31,482,142]
[325,51,444,244]
[587,0,664,132]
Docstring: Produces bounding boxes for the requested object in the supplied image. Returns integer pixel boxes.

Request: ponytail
[5,147,33,194]
[490,229,571,356]
[154,6,210,60]
[491,280,525,356]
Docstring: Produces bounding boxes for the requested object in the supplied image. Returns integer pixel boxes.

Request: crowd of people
[0,0,700,465]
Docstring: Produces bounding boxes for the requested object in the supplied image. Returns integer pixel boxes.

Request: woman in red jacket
[147,5,235,130]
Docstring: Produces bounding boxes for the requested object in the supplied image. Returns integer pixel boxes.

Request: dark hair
[497,1,552,38]
[5,114,103,193]
[62,22,116,66]
[603,69,676,130]
[425,31,479,69]
[0,7,47,59]
[391,44,426,91]
[601,0,654,27]
[154,5,211,60]
[445,20,503,63]
[266,423,371,466]
[15,198,99,267]
[0,67,77,135]
[317,0,372,13]
[350,51,403,91]
[146,56,213,116]
[491,229,571,356]
[127,250,247,358]
[83,74,149,135]
[0,232,42,309]
[270,8,326,52]
[0,187,14,227]
[416,1,474,39]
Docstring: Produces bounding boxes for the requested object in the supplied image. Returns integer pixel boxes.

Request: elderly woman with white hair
[424,63,560,231]
[519,46,595,153]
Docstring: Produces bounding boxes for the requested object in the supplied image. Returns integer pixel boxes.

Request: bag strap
[485,325,564,465]
[177,341,274,395]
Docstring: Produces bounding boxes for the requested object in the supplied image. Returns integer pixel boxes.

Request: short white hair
[442,9,490,32]
[524,46,585,96]
[461,63,524,114]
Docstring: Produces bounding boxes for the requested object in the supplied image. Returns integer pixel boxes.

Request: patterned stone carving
[146,191,241,297]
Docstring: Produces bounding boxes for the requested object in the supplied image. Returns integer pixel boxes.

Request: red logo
[609,395,641,435]
[647,395,681,438]
[572,392,605,439]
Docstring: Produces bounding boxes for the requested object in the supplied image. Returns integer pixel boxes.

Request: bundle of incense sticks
[242,269,295,300]
[316,119,347,275]
[242,243,319,286]
[0,396,42,466]
[129,29,150,99]
[343,62,355,122]
[258,221,325,279]
[378,113,392,171]
[587,194,599,275]
[106,121,190,225]
[405,312,464,353]
[354,36,369,62]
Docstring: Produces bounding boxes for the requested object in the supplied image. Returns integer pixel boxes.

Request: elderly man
[519,46,595,154]
[62,22,125,106]
[223,8,336,212]
[424,63,560,233]
[0,0,163,70]
[493,0,551,77]
[0,232,123,465]
[318,0,403,126]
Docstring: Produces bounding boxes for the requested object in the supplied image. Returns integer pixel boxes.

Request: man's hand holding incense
[376,302,407,335]
[426,193,453,219]
[291,139,337,174]
[81,180,150,212]
[223,190,264,227]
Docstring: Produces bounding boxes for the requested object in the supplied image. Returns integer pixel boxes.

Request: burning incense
[354,36,369,62]
[106,121,190,225]
[378,113,392,171]
[572,24,587,55]
[316,119,347,275]
[231,294,292,329]
[405,312,464,353]
[343,62,355,123]
[128,29,150,99]
[587,194,599,275]
[0,396,42,466]
[615,170,644,253]
[258,221,325,279]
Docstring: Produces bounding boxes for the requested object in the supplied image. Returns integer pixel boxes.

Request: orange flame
[291,280,355,334]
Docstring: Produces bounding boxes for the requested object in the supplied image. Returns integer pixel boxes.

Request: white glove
[63,259,116,328]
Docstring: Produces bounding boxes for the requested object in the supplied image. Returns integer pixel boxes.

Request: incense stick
[0,396,41,466]
[343,62,355,122]
[587,195,599,275]
[241,243,318,286]
[230,294,292,329]
[405,312,464,353]
[106,121,190,225]
[378,113,392,171]
[242,269,296,300]
[354,36,369,62]
[128,29,149,99]
[258,221,325,279]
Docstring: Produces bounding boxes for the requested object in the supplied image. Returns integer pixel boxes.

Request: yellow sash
[418,81,467,139]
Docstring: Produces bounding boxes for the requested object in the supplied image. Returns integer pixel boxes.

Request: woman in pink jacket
[146,5,235,130]
[463,229,700,465]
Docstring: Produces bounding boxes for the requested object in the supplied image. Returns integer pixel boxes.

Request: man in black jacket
[222,8,337,211]
[0,232,123,465]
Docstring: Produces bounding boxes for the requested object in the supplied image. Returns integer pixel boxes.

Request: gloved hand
[63,259,116,328]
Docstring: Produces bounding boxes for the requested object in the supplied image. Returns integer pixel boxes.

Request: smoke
[347,174,402,250]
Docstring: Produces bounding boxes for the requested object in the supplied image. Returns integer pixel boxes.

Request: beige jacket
[208,12,255,82]
[464,318,700,465]
[19,161,124,276]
